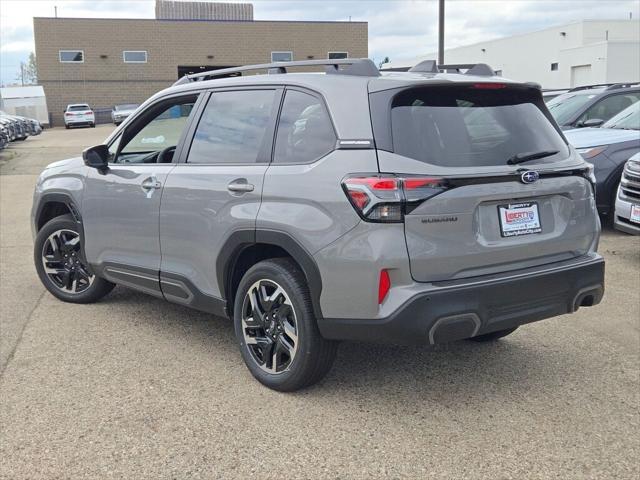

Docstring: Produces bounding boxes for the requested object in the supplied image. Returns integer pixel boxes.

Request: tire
[468,327,518,342]
[233,258,338,392]
[90,123,96,128]
[34,214,114,303]
[65,125,70,129]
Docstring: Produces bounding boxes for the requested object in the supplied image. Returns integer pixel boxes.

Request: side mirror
[82,144,110,172]
[580,118,604,128]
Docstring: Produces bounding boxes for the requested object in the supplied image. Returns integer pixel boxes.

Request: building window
[123,51,148,63]
[328,52,348,60]
[551,62,559,71]
[59,50,84,63]
[271,51,293,62]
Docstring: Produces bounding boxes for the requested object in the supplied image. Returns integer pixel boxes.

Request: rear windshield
[68,105,90,111]
[390,86,568,167]
[115,104,138,111]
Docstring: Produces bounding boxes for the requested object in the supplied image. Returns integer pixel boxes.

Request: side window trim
[178,86,284,166]
[107,91,205,165]
[270,86,338,165]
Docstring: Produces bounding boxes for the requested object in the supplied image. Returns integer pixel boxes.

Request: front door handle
[141,177,162,190]
[227,179,254,193]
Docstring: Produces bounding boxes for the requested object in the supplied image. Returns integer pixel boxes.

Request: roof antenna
[54,5,58,18]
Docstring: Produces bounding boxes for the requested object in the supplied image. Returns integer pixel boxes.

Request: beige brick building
[34,3,367,125]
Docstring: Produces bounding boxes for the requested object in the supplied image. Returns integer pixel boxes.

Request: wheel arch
[218,230,324,320]
[35,193,82,232]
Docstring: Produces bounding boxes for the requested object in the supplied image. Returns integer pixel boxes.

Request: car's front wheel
[34,215,114,303]
[234,259,338,392]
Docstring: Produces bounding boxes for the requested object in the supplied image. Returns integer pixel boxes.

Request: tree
[17,52,37,85]
[378,57,390,69]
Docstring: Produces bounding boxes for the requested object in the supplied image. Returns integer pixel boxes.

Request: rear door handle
[227,179,254,193]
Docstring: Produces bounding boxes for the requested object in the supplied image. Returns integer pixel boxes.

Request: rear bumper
[318,254,605,345]
[65,119,94,126]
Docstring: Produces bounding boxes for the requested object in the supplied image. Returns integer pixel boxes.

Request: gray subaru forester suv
[32,59,605,391]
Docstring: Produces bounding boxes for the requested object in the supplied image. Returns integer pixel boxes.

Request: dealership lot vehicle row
[1,126,639,478]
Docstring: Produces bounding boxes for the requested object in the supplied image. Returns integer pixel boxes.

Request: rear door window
[274,90,336,164]
[389,86,569,167]
[187,89,277,164]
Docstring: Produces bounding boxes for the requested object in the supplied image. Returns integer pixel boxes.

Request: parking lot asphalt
[1,126,639,479]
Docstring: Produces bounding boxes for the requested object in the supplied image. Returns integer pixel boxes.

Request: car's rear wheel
[233,258,337,392]
[468,327,518,342]
[34,215,114,303]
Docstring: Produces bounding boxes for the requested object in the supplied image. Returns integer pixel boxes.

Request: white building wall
[606,42,640,83]
[386,20,639,89]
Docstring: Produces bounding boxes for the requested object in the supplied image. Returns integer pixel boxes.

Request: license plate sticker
[498,202,542,237]
[631,205,640,224]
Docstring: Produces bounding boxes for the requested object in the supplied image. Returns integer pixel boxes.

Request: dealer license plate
[498,202,542,237]
[630,204,640,224]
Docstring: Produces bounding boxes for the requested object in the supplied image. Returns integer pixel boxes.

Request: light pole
[438,0,445,65]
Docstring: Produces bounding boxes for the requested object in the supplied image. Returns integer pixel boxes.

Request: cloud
[1,41,35,53]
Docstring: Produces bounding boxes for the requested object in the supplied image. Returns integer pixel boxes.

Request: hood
[45,156,84,170]
[564,127,640,149]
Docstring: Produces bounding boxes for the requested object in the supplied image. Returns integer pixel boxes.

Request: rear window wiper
[507,150,559,165]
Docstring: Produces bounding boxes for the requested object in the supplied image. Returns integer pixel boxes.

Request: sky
[1,0,639,85]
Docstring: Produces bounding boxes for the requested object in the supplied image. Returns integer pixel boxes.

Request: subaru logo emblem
[521,171,539,184]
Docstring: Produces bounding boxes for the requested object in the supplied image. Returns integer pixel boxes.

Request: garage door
[571,65,592,87]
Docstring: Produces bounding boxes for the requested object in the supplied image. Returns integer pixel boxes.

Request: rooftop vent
[155,1,254,21]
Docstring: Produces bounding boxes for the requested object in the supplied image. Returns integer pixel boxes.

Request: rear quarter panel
[257,149,377,255]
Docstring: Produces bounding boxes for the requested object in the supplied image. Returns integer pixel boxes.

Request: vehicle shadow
[98,285,584,405]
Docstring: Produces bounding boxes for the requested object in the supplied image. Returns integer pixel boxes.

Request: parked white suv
[64,104,95,129]
[614,153,640,234]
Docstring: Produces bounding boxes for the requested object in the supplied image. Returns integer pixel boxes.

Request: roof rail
[568,83,616,92]
[173,58,380,85]
[605,82,640,90]
[407,60,495,77]
[567,82,639,92]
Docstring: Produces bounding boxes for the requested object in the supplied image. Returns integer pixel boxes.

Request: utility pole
[438,0,445,65]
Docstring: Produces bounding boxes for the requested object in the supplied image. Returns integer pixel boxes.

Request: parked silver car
[614,153,640,234]
[31,59,604,391]
[111,104,139,125]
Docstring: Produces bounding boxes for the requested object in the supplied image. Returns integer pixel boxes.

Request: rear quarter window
[388,85,569,167]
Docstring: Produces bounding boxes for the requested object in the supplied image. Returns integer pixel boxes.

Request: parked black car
[564,102,640,220]
[547,83,640,130]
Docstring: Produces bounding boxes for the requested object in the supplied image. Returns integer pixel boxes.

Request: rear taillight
[342,175,448,223]
[65,112,73,116]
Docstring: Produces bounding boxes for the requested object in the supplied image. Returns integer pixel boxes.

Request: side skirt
[93,262,227,318]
